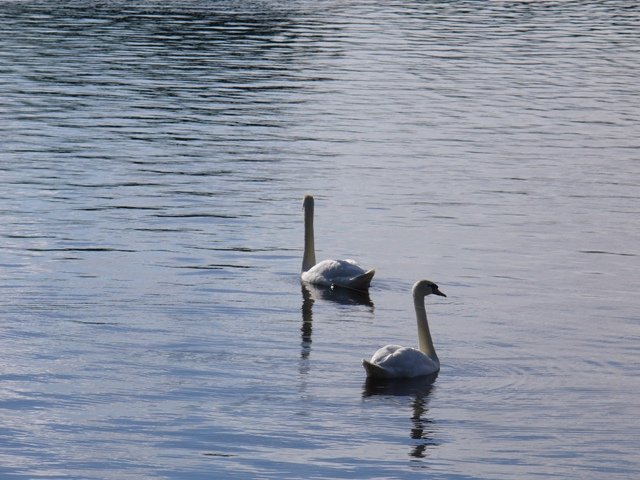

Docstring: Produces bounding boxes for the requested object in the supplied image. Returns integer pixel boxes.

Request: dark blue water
[1,1,639,479]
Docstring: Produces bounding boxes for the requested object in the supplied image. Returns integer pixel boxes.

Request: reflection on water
[1,0,639,479]
[300,283,314,361]
[302,282,374,308]
[409,392,437,459]
[363,375,438,398]
[363,376,438,459]
[299,282,373,362]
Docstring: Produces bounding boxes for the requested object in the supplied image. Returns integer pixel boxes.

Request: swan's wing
[302,259,375,291]
[366,346,439,378]
[301,260,338,286]
[342,268,375,291]
[362,359,394,379]
[307,259,366,278]
[363,345,403,379]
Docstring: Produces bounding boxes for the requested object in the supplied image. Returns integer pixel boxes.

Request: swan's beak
[434,288,447,297]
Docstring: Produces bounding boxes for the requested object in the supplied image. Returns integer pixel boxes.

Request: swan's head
[412,280,447,298]
[303,195,314,210]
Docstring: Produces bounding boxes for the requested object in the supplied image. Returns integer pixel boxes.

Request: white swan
[301,195,375,292]
[363,280,446,379]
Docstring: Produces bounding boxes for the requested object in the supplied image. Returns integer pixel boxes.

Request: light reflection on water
[1,1,639,479]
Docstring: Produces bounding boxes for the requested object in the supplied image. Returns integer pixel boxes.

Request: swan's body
[363,280,446,379]
[301,259,374,290]
[363,344,440,379]
[301,195,375,292]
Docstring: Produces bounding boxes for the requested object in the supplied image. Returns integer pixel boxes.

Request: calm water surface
[1,1,639,479]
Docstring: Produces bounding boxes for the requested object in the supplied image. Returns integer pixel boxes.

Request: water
[1,1,639,478]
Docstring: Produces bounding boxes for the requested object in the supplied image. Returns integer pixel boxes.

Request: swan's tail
[362,359,392,379]
[346,268,375,292]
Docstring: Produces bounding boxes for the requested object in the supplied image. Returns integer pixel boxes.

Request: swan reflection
[302,282,374,308]
[300,283,314,361]
[299,283,373,365]
[363,375,438,458]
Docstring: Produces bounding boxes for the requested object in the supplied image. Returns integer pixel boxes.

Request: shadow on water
[302,282,374,308]
[362,374,437,397]
[363,375,439,459]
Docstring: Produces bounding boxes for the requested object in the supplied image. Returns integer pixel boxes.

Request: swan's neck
[414,295,438,361]
[302,203,316,272]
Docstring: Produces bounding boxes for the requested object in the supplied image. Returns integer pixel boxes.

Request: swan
[363,280,446,379]
[301,195,375,292]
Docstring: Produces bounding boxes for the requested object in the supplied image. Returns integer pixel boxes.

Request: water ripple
[1,1,639,479]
